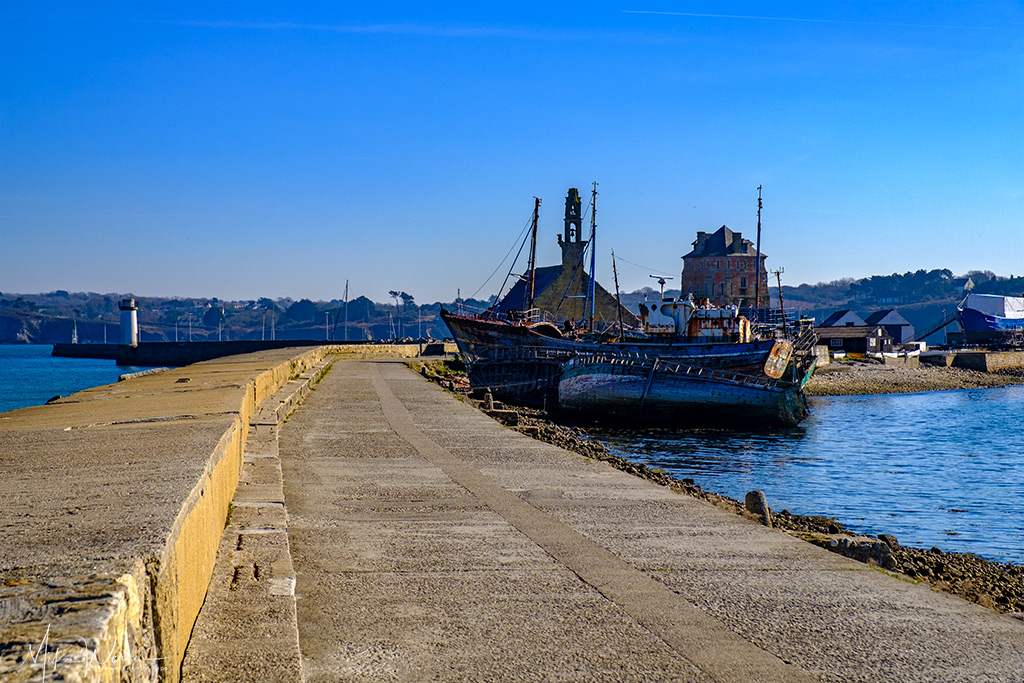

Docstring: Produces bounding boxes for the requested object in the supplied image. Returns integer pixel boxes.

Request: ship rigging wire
[612,253,674,277]
[466,211,535,303]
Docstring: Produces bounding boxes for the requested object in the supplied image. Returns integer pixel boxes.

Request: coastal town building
[864,309,915,345]
[681,226,769,309]
[819,310,867,327]
[496,188,637,325]
[820,309,915,345]
[816,325,894,355]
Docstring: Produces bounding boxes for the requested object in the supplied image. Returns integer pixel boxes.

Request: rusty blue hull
[559,354,809,427]
[956,294,1024,345]
[440,309,776,404]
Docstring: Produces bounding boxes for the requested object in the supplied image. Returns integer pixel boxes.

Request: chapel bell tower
[557,187,587,267]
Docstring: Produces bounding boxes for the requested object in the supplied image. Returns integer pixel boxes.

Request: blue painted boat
[956,294,1024,345]
[558,353,813,427]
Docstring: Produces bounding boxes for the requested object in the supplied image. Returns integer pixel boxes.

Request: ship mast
[588,181,598,332]
[612,249,624,339]
[753,185,763,318]
[774,267,786,337]
[527,196,540,312]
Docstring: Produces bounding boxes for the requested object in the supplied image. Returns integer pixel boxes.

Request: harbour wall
[52,340,453,366]
[0,344,441,682]
[921,349,1024,372]
[952,350,1024,373]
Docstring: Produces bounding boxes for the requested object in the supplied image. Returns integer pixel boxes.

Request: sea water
[590,385,1024,565]
[0,345,159,414]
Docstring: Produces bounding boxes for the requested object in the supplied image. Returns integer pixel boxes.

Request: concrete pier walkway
[202,358,1022,682]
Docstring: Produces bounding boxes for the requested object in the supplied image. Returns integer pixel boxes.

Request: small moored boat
[558,350,814,428]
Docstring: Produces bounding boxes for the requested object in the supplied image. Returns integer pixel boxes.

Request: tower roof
[494,266,562,314]
[683,225,761,258]
[864,309,910,326]
[820,310,867,327]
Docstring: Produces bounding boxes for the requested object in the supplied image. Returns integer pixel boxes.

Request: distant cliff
[0,310,84,344]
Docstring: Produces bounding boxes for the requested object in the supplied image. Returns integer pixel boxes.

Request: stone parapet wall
[324,342,456,358]
[0,559,157,682]
[951,350,1024,373]
[880,354,920,368]
[0,346,340,682]
[920,352,955,367]
[153,421,246,681]
[52,341,457,367]
[978,350,1024,372]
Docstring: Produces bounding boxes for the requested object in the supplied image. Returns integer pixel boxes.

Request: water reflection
[587,385,1024,564]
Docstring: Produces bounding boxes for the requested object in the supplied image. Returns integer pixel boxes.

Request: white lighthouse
[119,298,139,347]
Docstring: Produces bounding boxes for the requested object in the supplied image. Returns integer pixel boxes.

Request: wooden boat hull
[441,309,777,404]
[559,355,809,427]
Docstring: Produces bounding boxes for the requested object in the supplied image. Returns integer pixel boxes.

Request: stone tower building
[681,225,769,308]
[496,188,637,326]
[557,187,586,269]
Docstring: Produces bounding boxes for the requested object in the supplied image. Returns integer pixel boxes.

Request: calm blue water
[591,386,1024,565]
[0,345,158,414]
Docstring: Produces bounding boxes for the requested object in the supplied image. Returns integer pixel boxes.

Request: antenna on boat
[527,197,540,312]
[679,257,685,302]
[588,182,598,332]
[754,185,763,320]
[650,274,672,300]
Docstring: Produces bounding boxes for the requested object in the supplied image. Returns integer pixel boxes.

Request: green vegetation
[0,290,495,345]
[781,269,1024,310]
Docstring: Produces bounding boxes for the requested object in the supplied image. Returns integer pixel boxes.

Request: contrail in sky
[173,20,606,41]
[623,10,1000,31]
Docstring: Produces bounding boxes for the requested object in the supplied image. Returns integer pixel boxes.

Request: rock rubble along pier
[4,353,1024,682]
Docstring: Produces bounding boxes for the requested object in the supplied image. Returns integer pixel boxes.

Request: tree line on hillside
[0,290,497,344]
[2,268,1022,344]
[780,270,1024,310]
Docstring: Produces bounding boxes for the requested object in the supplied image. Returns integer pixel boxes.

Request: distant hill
[3,269,1021,345]
[776,269,1024,343]
[0,291,495,345]
[779,269,1024,311]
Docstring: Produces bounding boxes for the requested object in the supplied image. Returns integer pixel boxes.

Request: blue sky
[2,2,1022,304]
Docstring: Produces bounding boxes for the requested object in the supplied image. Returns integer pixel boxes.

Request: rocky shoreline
[410,359,1024,617]
[509,403,1024,616]
[806,359,1024,396]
